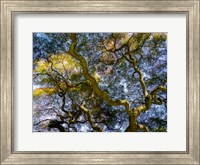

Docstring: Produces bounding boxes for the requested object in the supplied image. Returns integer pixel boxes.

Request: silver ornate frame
[1,0,199,164]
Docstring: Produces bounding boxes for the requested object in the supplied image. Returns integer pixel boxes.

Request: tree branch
[137,124,149,132]
[80,101,103,132]
[68,33,137,131]
[128,55,148,97]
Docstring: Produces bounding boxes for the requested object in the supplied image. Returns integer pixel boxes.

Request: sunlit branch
[153,94,163,105]
[137,124,149,132]
[80,101,103,132]
[69,33,138,131]
[150,84,167,105]
[133,84,167,117]
[128,55,148,97]
[150,85,167,95]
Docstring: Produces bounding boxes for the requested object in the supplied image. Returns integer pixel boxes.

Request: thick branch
[150,85,167,95]
[150,85,167,105]
[69,33,137,131]
[68,33,166,132]
[69,34,132,113]
[134,84,167,117]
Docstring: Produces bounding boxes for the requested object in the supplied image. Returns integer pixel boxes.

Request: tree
[33,33,167,132]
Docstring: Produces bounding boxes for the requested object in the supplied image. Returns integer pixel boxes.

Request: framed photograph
[1,0,199,164]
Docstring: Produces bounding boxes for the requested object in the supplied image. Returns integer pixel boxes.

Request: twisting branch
[80,101,103,132]
[104,33,150,98]
[133,84,167,118]
[124,35,151,97]
[150,84,167,106]
[127,54,148,97]
[68,33,167,132]
[69,33,138,131]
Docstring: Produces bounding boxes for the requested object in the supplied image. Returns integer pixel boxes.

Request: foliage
[33,33,167,132]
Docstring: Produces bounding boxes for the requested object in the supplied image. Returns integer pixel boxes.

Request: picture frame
[0,0,199,164]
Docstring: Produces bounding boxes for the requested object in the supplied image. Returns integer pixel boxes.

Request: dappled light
[33,33,167,132]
